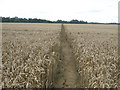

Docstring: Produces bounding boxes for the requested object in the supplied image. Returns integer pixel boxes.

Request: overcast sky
[1,0,119,23]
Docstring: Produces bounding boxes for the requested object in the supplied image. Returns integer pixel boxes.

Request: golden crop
[2,23,61,88]
[1,23,118,88]
[66,24,118,88]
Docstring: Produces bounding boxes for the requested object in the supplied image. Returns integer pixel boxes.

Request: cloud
[88,10,103,13]
[0,0,119,23]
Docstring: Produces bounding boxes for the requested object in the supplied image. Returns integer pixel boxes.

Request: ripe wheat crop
[2,23,61,88]
[1,23,118,88]
[66,24,118,88]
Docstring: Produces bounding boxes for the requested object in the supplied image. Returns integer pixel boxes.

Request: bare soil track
[54,24,80,88]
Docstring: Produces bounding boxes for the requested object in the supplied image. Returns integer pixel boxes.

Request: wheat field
[1,23,119,88]
[65,24,118,88]
[2,23,61,88]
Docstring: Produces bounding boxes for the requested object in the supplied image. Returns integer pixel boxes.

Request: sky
[0,0,119,23]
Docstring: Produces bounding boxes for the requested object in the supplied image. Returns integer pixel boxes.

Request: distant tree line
[83,22,117,24]
[0,17,118,24]
[1,17,88,24]
[1,17,52,23]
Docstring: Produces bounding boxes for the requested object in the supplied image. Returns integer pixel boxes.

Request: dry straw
[2,26,60,88]
[67,30,118,88]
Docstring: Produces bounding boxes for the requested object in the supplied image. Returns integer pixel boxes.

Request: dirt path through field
[54,24,79,88]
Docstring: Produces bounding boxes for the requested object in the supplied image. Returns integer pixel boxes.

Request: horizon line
[1,16,118,24]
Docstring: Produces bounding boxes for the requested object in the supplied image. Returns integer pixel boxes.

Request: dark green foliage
[1,17,117,24]
[1,17,88,24]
